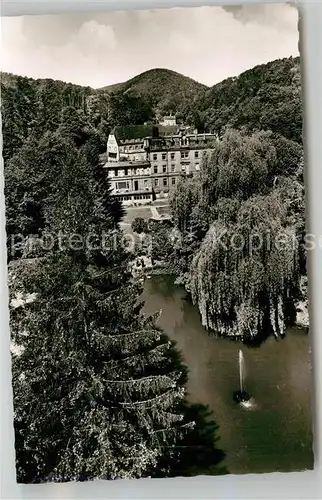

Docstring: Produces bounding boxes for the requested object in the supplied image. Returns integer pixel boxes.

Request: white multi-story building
[103,124,218,205]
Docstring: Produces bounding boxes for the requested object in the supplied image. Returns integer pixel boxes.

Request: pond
[141,275,314,475]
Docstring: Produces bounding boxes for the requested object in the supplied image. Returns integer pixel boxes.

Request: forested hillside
[1,69,225,482]
[183,56,302,142]
[99,56,302,143]
[1,72,154,162]
[2,55,301,154]
[99,68,207,117]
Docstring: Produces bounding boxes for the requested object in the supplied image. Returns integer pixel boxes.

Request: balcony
[104,159,150,169]
[113,187,153,196]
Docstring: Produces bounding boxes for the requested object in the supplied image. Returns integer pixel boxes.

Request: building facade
[159,115,177,127]
[103,123,218,205]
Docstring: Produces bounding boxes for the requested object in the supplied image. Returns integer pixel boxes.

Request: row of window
[120,155,146,163]
[152,151,199,161]
[110,162,201,180]
[118,195,132,201]
[154,164,174,174]
[133,194,151,200]
[123,168,147,176]
[118,194,152,201]
[153,164,200,174]
[154,177,177,188]
[116,178,177,190]
[121,144,144,152]
[116,181,130,190]
[110,168,148,177]
[116,182,151,191]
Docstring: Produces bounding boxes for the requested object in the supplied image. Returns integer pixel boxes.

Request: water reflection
[142,275,314,474]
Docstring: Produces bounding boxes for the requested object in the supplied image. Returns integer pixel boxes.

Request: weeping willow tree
[168,127,305,340]
[169,175,203,233]
[189,189,300,340]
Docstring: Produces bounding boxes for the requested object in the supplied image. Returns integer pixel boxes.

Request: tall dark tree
[9,136,225,482]
[4,133,78,259]
[1,76,37,160]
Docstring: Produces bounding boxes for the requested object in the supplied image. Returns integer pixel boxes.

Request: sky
[0,3,299,88]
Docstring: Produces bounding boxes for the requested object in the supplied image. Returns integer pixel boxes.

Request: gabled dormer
[106,130,120,162]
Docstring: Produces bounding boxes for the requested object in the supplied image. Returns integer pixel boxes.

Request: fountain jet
[233,349,251,403]
[239,349,244,393]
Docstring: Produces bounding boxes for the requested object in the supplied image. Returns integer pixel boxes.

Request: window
[172,177,176,185]
[171,152,175,160]
[154,165,158,174]
[153,153,158,161]
[162,153,166,160]
[124,169,128,176]
[194,151,199,158]
[181,151,189,159]
[154,179,159,187]
[108,152,117,159]
[162,165,167,173]
[163,178,168,187]
[171,164,175,172]
[195,163,200,171]
[116,181,129,190]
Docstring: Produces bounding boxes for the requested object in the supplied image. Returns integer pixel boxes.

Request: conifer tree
[9,139,198,482]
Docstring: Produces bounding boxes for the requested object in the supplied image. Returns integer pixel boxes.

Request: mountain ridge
[97,68,207,116]
[1,57,300,94]
[99,68,208,92]
[1,56,301,142]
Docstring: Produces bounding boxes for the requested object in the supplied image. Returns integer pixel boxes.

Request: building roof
[113,125,159,141]
[103,160,150,168]
[158,125,178,137]
[110,124,218,150]
[113,124,180,143]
